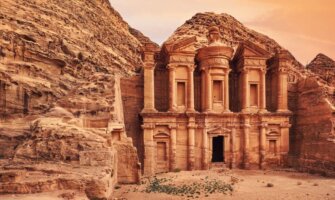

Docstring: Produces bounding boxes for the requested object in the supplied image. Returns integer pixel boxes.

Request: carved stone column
[142,123,155,176]
[202,125,209,170]
[169,124,177,171]
[188,120,196,170]
[224,70,230,112]
[241,69,249,112]
[205,69,212,112]
[187,65,195,112]
[168,65,177,112]
[279,122,291,165]
[243,116,250,169]
[143,64,156,112]
[277,68,288,112]
[230,125,237,168]
[259,69,267,112]
[259,122,268,169]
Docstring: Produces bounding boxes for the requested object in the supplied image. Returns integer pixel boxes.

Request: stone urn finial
[207,26,223,46]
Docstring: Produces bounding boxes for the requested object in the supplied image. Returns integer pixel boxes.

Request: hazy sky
[110,0,334,64]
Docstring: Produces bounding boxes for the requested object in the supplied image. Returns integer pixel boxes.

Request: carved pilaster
[205,68,212,112]
[241,68,250,112]
[142,123,155,176]
[242,117,251,169]
[224,69,231,112]
[202,125,209,170]
[259,69,267,113]
[142,62,157,113]
[259,122,268,169]
[187,65,195,112]
[279,122,291,165]
[168,65,177,112]
[169,124,177,171]
[230,125,237,169]
[187,123,196,170]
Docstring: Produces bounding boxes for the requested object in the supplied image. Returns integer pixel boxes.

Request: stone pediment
[154,132,170,138]
[165,36,197,53]
[234,41,270,59]
[208,126,231,136]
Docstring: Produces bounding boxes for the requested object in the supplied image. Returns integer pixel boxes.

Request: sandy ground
[114,169,335,200]
[1,169,335,200]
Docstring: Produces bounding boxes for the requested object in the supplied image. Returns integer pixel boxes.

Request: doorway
[212,136,224,162]
[156,142,168,173]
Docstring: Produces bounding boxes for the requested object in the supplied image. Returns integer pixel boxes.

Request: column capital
[187,64,196,71]
[167,64,177,70]
[141,123,155,130]
[227,123,239,129]
[278,67,289,74]
[143,63,155,70]
[260,68,267,74]
[259,122,268,128]
[243,123,251,128]
[187,124,197,129]
[240,68,249,74]
[280,122,291,128]
[169,124,178,129]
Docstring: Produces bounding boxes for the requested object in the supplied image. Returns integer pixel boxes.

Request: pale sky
[110,0,335,65]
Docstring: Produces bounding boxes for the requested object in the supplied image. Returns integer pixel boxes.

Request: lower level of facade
[141,112,291,176]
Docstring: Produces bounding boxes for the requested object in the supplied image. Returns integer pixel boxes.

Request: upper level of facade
[141,26,293,115]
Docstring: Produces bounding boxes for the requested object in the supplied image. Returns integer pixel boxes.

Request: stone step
[210,162,227,169]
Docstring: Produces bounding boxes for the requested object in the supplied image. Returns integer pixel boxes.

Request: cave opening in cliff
[212,136,224,162]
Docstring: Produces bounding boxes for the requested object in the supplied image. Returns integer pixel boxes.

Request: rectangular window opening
[269,140,277,155]
[250,84,258,107]
[177,82,186,106]
[213,80,223,102]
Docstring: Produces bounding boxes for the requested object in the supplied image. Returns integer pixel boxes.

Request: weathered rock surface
[307,53,335,86]
[0,0,151,199]
[289,77,335,176]
[0,1,335,199]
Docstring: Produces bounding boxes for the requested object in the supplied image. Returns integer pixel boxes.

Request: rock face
[1,1,335,199]
[0,0,153,199]
[288,78,335,176]
[307,54,335,86]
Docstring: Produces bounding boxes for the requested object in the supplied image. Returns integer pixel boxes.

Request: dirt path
[1,169,334,200]
[114,169,335,200]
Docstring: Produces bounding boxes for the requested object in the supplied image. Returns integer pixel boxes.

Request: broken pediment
[165,36,198,53]
[234,41,270,59]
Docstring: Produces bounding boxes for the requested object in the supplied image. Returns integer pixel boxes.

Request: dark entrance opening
[212,136,224,162]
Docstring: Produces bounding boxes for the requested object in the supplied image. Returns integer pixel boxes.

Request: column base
[276,109,291,114]
[203,109,214,114]
[258,109,269,114]
[260,162,267,170]
[243,152,250,169]
[241,108,250,113]
[141,108,158,113]
[186,108,196,113]
[222,109,232,113]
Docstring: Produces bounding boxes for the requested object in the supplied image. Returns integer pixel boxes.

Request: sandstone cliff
[307,53,335,86]
[0,0,156,199]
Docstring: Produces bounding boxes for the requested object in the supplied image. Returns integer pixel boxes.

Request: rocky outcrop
[0,0,151,199]
[307,54,335,86]
[289,78,335,177]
